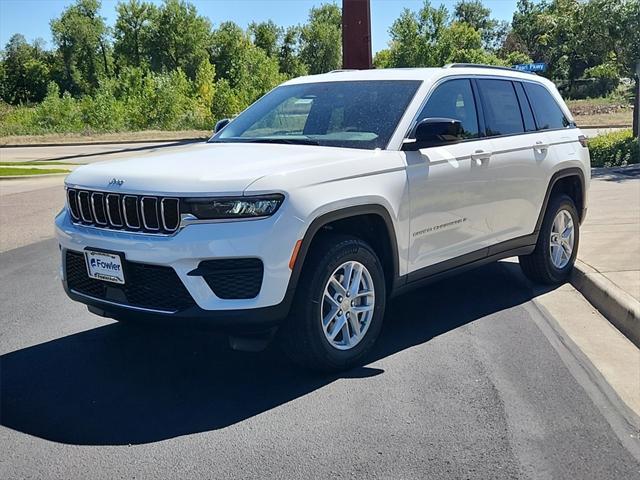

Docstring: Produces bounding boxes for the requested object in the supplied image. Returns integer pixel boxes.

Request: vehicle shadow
[591,165,640,183]
[0,261,554,445]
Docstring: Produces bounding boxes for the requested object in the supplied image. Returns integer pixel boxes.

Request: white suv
[56,64,590,371]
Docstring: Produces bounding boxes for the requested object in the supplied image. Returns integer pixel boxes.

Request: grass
[0,167,70,176]
[0,161,74,166]
[0,130,211,146]
[566,92,633,127]
[573,111,633,127]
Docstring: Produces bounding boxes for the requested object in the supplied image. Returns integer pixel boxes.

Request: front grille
[65,250,195,312]
[66,189,180,234]
[190,258,264,299]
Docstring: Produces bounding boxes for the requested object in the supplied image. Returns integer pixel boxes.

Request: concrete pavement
[580,166,640,302]
[570,166,640,347]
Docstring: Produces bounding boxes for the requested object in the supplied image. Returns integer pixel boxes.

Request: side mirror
[403,117,463,150]
[214,118,231,134]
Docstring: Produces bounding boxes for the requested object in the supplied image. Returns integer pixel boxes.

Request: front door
[406,78,494,275]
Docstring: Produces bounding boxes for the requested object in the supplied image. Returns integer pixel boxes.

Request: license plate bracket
[84,248,126,284]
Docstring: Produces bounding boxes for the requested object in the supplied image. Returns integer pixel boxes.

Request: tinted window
[416,79,479,139]
[523,82,570,130]
[477,79,524,136]
[514,82,536,132]
[214,80,421,150]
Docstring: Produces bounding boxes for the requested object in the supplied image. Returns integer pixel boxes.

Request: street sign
[513,63,548,73]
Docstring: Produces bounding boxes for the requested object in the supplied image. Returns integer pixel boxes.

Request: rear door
[475,78,547,244]
[522,80,581,174]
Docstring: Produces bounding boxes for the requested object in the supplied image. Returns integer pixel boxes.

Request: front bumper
[63,285,290,331]
[55,208,304,327]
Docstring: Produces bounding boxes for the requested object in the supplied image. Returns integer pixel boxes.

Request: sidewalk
[572,165,640,345]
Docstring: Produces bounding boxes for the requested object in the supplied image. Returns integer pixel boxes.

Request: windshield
[212,80,421,150]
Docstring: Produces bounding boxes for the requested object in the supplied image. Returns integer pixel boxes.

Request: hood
[65,142,374,196]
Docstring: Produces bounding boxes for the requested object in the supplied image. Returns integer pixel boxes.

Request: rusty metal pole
[342,0,372,69]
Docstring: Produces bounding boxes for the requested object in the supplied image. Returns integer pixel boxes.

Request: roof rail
[328,69,358,73]
[443,63,533,74]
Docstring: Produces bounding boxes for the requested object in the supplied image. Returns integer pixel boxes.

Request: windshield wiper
[211,137,320,146]
[242,138,320,146]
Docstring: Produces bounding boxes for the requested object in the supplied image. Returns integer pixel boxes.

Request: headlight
[183,194,284,220]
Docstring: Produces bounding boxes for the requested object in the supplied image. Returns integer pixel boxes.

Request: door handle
[534,140,549,151]
[471,149,491,165]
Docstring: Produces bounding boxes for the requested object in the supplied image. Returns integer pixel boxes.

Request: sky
[0,0,518,54]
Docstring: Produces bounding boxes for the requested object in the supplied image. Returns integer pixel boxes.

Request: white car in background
[56,64,590,371]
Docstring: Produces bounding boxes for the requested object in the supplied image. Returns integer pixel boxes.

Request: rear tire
[280,234,386,372]
[519,194,579,285]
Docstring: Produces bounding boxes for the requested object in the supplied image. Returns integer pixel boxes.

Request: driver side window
[416,79,479,139]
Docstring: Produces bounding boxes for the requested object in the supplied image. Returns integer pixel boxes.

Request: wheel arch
[288,205,401,297]
[535,167,587,233]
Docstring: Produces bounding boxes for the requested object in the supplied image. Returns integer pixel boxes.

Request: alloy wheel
[321,260,375,350]
[549,209,575,269]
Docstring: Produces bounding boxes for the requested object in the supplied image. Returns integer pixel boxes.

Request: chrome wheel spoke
[341,321,352,346]
[328,314,347,340]
[329,277,347,296]
[347,313,361,338]
[322,304,339,328]
[352,304,374,314]
[341,262,354,291]
[552,245,563,265]
[353,290,374,300]
[348,263,363,297]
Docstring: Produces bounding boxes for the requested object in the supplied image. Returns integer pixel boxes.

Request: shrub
[589,129,639,167]
[32,83,83,133]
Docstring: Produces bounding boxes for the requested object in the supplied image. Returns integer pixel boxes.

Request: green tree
[211,22,284,112]
[386,8,424,67]
[50,0,111,95]
[279,26,308,77]
[146,0,212,80]
[113,0,156,68]
[0,34,51,104]
[192,58,216,127]
[454,0,508,50]
[382,1,489,68]
[300,3,342,74]
[249,20,282,58]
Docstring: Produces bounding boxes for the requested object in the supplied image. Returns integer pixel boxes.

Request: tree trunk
[100,41,110,78]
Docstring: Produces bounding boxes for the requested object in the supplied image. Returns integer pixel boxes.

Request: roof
[282,65,553,88]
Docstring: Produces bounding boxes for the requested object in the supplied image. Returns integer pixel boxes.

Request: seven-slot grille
[67,188,180,234]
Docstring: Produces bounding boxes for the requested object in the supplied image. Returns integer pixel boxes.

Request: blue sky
[0,0,518,53]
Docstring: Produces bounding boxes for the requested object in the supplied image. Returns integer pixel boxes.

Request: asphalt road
[0,143,639,478]
[1,243,639,478]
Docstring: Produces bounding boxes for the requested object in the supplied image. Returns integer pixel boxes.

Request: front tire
[519,194,580,285]
[280,234,386,372]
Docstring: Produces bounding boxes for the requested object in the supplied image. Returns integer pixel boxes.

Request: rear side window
[523,82,570,130]
[416,79,479,139]
[477,79,524,136]
[514,82,536,132]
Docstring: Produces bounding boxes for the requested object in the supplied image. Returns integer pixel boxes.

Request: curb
[578,125,632,129]
[570,260,640,348]
[0,173,69,180]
